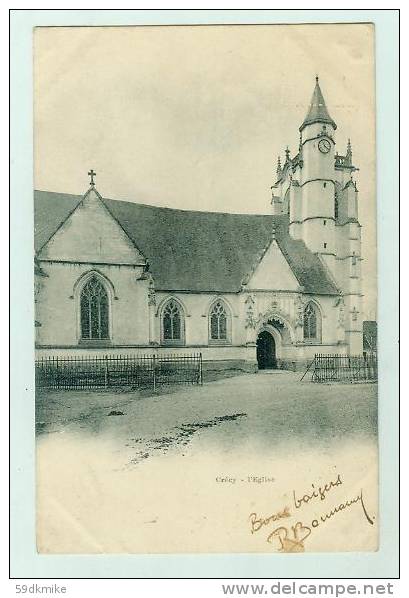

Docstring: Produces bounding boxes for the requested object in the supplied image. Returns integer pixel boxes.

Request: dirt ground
[36,371,378,554]
[36,370,377,452]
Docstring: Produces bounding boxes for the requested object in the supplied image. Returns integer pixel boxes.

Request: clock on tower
[318,138,331,154]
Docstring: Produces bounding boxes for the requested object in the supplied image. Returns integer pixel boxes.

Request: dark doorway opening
[256,330,276,370]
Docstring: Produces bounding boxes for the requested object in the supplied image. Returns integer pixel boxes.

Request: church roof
[34,190,339,295]
[299,77,337,132]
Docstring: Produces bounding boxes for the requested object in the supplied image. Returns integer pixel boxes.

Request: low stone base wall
[202,359,258,374]
[203,359,310,374]
[276,359,312,372]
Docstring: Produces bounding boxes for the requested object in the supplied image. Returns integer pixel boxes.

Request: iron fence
[35,353,203,390]
[311,353,377,383]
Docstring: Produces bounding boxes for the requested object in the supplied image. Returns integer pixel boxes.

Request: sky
[34,24,376,318]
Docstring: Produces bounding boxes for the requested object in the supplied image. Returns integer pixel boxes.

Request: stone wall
[35,262,149,346]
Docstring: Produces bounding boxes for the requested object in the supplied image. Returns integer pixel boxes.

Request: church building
[34,78,363,371]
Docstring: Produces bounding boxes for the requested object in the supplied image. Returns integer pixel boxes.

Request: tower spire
[346,138,352,163]
[299,77,337,133]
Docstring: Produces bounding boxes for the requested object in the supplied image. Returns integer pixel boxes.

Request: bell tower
[293,77,338,272]
[270,77,363,355]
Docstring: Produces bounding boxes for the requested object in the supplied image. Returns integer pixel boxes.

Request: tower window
[323,220,327,226]
[323,182,327,188]
[323,243,327,249]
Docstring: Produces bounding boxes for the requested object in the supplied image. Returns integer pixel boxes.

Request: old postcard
[33,23,378,554]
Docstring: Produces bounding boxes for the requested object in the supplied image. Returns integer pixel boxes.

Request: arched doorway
[256,330,276,370]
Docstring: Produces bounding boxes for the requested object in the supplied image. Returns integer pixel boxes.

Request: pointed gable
[299,77,337,132]
[246,238,299,291]
[37,188,146,265]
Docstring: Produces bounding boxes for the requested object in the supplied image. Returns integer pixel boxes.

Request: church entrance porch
[256,330,276,370]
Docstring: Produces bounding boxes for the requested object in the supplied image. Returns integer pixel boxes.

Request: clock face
[318,138,331,154]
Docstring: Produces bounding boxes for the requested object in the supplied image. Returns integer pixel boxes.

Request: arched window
[209,301,228,341]
[162,299,184,344]
[80,276,109,340]
[303,302,321,342]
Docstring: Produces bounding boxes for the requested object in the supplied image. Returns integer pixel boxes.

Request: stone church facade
[34,78,363,371]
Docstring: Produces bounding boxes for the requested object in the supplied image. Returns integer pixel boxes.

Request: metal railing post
[104,355,109,388]
[199,353,203,385]
[152,354,156,391]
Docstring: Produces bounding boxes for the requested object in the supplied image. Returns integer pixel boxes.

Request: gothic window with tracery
[162,299,183,342]
[210,301,228,341]
[80,276,109,340]
[303,302,321,341]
